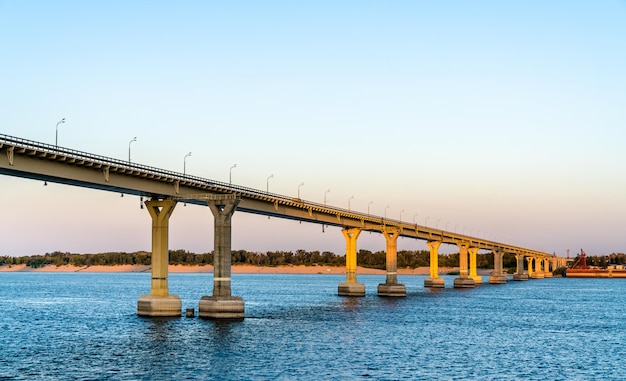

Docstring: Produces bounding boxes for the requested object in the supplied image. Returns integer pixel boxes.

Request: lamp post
[183,152,192,175]
[446,221,451,231]
[436,219,440,229]
[128,137,137,162]
[400,209,404,223]
[266,174,273,192]
[384,205,390,219]
[413,213,418,224]
[368,201,373,215]
[324,189,330,205]
[297,182,304,199]
[348,195,354,211]
[55,118,66,148]
[229,164,237,184]
[425,216,430,226]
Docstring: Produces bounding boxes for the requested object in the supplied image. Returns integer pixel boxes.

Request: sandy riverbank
[0,263,490,275]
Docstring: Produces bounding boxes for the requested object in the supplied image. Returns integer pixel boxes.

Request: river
[1,273,625,380]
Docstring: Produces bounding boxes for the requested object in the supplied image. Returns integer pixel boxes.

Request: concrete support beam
[137,199,182,317]
[543,259,553,277]
[199,197,244,319]
[454,242,475,288]
[338,228,365,296]
[468,247,482,284]
[489,249,507,284]
[424,241,444,288]
[377,228,406,297]
[529,257,544,279]
[513,254,528,281]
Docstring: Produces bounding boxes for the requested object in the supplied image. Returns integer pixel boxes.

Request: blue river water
[1,272,626,380]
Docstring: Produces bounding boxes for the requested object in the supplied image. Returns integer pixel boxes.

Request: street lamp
[413,213,418,224]
[266,174,273,193]
[324,189,330,205]
[384,205,390,219]
[128,137,137,162]
[446,221,450,231]
[436,219,440,229]
[229,164,237,184]
[55,118,65,148]
[399,209,405,223]
[425,216,430,226]
[297,182,304,199]
[348,195,354,211]
[368,201,373,215]
[183,152,192,175]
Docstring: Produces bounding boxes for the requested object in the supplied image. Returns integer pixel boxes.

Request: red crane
[571,249,589,269]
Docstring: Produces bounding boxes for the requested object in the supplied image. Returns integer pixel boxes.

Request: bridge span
[0,134,565,319]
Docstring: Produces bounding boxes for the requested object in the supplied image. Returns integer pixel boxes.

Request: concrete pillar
[454,242,475,288]
[513,254,528,281]
[338,228,365,296]
[489,249,507,284]
[199,197,244,319]
[468,247,483,284]
[137,199,182,317]
[529,257,544,279]
[377,228,406,297]
[544,258,553,277]
[424,241,444,288]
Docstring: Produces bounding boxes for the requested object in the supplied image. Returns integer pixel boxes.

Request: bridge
[0,133,566,319]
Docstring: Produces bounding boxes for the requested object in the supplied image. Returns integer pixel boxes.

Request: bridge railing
[0,133,318,208]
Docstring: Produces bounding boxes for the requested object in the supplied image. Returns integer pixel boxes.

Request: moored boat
[566,249,626,278]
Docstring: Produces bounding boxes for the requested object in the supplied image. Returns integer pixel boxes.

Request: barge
[566,249,626,278]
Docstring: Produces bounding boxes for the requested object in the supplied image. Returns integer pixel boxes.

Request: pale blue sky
[1,1,625,257]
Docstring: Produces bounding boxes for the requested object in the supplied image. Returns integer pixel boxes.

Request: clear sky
[1,1,625,258]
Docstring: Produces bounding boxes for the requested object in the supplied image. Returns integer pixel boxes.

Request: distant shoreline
[0,263,486,275]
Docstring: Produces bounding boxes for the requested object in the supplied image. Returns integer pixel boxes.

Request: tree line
[0,249,538,270]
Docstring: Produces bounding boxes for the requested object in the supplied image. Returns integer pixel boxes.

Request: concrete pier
[528,257,544,279]
[454,242,475,288]
[198,196,244,320]
[424,241,444,288]
[137,199,182,317]
[377,228,406,297]
[513,254,529,281]
[543,259,553,277]
[338,228,365,296]
[468,247,483,284]
[489,249,507,284]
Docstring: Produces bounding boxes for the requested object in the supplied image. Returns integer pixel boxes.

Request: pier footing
[199,296,244,320]
[489,275,508,284]
[424,278,445,288]
[377,283,406,297]
[453,278,475,288]
[530,273,545,279]
[513,274,529,281]
[338,283,365,297]
[137,294,182,317]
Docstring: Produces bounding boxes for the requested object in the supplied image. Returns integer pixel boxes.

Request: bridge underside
[0,135,562,319]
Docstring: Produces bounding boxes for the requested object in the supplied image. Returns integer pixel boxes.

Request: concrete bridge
[0,134,566,319]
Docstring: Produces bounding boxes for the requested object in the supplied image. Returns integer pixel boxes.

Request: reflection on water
[1,273,626,380]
